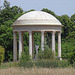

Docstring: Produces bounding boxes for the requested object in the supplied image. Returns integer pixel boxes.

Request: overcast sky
[0,0,75,16]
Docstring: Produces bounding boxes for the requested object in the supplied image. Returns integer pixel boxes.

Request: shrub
[35,60,69,68]
[19,50,31,62]
[68,46,75,64]
[58,60,69,68]
[19,50,31,67]
[0,46,5,64]
[19,59,69,68]
[37,46,55,60]
[35,60,58,68]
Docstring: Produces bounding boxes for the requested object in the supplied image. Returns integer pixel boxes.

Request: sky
[0,0,75,16]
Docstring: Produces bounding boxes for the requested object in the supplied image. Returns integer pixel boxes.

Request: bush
[35,60,58,68]
[19,50,31,67]
[19,59,69,68]
[37,46,55,60]
[58,60,69,68]
[68,46,75,64]
[35,60,69,68]
[20,50,31,62]
[0,46,5,64]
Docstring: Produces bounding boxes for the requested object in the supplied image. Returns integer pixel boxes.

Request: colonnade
[13,31,61,61]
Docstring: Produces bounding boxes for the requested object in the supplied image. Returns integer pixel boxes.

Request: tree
[3,0,10,8]
[58,15,74,38]
[0,0,24,61]
[0,0,23,25]
[71,14,75,24]
[41,8,56,17]
[25,9,35,13]
[61,31,75,59]
[11,6,23,16]
[70,14,75,30]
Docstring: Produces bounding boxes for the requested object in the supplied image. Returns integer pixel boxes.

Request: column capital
[52,31,56,33]
[41,31,45,32]
[13,31,17,33]
[18,31,23,33]
[58,31,62,33]
[41,31,45,35]
[28,30,32,33]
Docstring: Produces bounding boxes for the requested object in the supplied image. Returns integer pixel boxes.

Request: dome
[13,11,62,26]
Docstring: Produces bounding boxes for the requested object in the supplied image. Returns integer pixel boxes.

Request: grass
[0,67,75,75]
[0,61,75,75]
[0,61,19,69]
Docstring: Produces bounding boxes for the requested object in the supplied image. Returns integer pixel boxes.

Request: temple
[12,11,63,61]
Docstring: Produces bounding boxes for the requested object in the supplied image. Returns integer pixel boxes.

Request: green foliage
[71,14,75,25]
[37,46,55,60]
[61,31,75,62]
[25,9,35,13]
[19,50,32,68]
[59,15,74,38]
[4,0,10,8]
[61,42,72,59]
[35,60,69,68]
[34,32,41,46]
[35,60,58,68]
[20,51,31,62]
[19,60,69,68]
[0,0,23,61]
[19,49,31,67]
[23,32,29,46]
[0,27,13,61]
[66,31,75,40]
[41,8,56,17]
[0,46,5,64]
[68,47,75,64]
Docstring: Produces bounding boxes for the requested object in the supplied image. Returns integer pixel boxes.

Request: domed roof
[13,11,62,26]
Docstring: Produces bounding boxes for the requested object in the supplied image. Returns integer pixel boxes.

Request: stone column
[29,31,32,58]
[52,31,56,53]
[19,31,23,59]
[58,32,61,58]
[41,31,44,51]
[13,31,17,61]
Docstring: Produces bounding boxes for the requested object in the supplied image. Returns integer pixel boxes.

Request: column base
[58,57,62,61]
[13,59,17,61]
